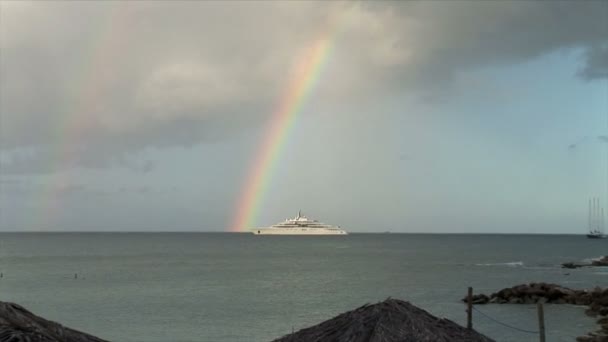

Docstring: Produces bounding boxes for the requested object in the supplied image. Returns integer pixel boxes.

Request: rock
[563,256,608,269]
[547,287,566,300]
[463,283,580,305]
[461,294,489,304]
[508,297,523,304]
[522,296,534,304]
[586,308,599,317]
[591,256,608,267]
[576,294,593,306]
[465,283,608,342]
[576,335,608,342]
[0,301,107,342]
[472,295,489,304]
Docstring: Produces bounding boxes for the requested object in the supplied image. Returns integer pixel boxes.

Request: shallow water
[0,233,605,341]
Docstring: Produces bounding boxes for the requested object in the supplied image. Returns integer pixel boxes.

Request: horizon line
[0,230,591,236]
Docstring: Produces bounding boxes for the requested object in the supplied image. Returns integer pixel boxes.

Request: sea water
[0,233,605,342]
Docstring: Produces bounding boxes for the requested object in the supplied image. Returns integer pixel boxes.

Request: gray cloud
[568,135,608,149]
[0,179,101,197]
[1,1,607,173]
[580,45,608,80]
[0,178,166,197]
[568,136,588,149]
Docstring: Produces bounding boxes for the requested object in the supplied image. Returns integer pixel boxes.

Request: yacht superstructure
[252,211,347,235]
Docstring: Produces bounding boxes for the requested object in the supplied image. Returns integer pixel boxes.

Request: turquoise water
[0,233,605,341]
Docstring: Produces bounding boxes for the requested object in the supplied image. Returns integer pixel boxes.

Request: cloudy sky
[1,1,607,233]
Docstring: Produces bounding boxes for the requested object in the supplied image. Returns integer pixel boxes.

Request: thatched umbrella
[0,301,108,342]
[273,298,495,342]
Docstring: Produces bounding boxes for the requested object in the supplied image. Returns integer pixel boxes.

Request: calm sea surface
[0,233,606,342]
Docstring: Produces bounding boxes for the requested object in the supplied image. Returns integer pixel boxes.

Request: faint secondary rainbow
[230,23,342,232]
[36,3,128,230]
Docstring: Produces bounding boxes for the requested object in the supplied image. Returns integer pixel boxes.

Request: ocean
[0,233,605,342]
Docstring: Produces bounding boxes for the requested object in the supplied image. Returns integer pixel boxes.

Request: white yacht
[252,211,348,235]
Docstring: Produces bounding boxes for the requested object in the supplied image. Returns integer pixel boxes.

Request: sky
[0,0,607,233]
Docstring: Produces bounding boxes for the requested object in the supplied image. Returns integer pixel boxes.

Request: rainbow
[38,2,128,230]
[230,19,344,232]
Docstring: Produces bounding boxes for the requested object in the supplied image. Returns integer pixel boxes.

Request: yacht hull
[252,228,347,235]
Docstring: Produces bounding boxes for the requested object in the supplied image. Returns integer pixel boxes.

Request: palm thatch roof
[273,298,495,342]
[0,301,107,342]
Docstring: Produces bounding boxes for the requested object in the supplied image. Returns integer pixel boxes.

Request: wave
[475,261,524,267]
[583,255,606,263]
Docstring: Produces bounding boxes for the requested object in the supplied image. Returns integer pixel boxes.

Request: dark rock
[591,256,608,267]
[576,336,608,342]
[461,294,489,304]
[273,298,495,342]
[508,297,523,304]
[466,283,608,342]
[0,301,107,342]
[563,256,608,269]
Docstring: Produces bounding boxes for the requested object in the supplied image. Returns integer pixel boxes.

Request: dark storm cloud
[373,1,608,88]
[580,45,608,80]
[1,1,607,173]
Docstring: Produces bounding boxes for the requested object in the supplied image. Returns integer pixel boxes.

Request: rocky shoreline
[562,256,608,269]
[463,283,608,342]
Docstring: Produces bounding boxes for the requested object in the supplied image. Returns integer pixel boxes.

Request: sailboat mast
[593,197,599,231]
[601,207,605,234]
[589,198,592,233]
[596,198,601,232]
[595,197,600,231]
[595,198,599,231]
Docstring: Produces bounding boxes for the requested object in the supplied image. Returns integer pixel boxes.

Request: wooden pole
[537,302,545,342]
[467,287,473,330]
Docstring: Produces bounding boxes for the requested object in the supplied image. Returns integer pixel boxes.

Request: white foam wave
[583,255,606,263]
[475,261,524,267]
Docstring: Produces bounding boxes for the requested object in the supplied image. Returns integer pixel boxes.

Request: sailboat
[587,197,606,239]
